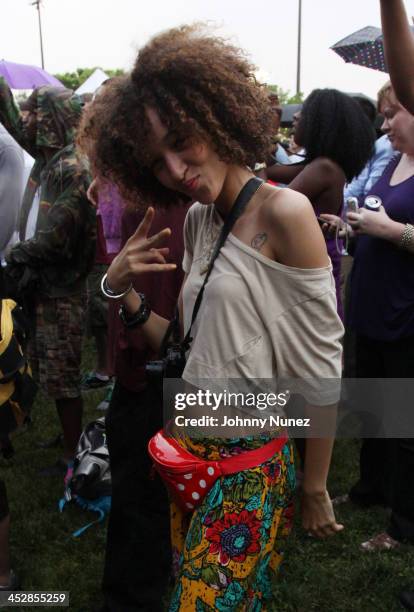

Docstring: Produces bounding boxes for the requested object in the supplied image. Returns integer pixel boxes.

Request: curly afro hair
[77,24,275,206]
[297,89,375,182]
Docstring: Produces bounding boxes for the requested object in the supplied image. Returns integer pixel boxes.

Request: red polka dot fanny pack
[148,430,288,514]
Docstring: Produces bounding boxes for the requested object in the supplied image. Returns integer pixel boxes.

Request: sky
[3,0,413,100]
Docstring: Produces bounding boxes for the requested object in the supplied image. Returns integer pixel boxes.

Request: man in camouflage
[0,77,96,473]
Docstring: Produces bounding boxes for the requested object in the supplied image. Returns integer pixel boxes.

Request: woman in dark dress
[261,89,375,319]
[321,82,414,551]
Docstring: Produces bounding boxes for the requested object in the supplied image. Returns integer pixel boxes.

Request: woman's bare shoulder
[261,185,315,225]
[260,185,329,268]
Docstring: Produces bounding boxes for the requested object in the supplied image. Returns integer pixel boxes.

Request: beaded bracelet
[118,295,151,328]
[100,273,133,300]
[399,223,414,250]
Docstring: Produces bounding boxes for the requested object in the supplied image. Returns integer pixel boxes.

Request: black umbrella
[331,26,390,73]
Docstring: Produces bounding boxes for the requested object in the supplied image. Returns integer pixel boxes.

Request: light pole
[296,0,302,97]
[31,0,45,69]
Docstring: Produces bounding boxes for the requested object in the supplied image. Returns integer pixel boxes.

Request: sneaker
[360,532,401,552]
[96,384,114,411]
[81,371,111,391]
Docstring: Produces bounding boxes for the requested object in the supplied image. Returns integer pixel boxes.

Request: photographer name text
[174,415,310,428]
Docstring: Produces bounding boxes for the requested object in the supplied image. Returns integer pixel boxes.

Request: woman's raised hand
[106,207,177,292]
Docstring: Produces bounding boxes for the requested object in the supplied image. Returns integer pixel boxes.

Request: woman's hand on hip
[106,206,176,292]
[301,489,344,538]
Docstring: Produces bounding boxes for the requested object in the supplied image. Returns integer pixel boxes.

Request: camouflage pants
[28,295,84,399]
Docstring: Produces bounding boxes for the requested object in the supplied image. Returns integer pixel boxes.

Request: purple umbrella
[0,59,63,89]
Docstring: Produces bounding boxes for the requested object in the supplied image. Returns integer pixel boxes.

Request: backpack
[59,417,111,536]
[0,299,36,457]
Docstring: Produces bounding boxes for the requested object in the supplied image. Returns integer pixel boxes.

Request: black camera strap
[157,177,263,363]
[181,176,264,350]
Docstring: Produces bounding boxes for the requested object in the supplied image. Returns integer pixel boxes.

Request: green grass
[3,342,106,612]
[273,441,414,612]
[3,344,413,611]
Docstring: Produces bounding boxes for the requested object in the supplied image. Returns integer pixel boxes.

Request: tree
[268,84,304,105]
[53,67,125,90]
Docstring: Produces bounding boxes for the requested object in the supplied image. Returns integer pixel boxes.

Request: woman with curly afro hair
[79,25,344,611]
[262,88,376,320]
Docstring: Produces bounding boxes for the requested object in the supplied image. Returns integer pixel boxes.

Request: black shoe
[400,589,414,610]
[0,570,20,591]
[38,458,69,477]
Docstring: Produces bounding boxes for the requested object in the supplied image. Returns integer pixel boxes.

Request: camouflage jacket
[0,77,96,297]
[0,76,84,239]
[5,144,96,298]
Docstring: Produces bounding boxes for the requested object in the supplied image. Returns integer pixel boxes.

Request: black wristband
[118,293,151,328]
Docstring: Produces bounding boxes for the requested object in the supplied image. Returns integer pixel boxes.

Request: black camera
[146,344,186,382]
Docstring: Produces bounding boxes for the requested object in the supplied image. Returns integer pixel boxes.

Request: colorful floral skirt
[169,436,296,611]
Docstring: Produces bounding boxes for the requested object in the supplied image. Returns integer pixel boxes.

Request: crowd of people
[0,0,414,610]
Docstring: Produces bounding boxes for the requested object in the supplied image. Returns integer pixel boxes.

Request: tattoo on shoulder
[251,232,267,251]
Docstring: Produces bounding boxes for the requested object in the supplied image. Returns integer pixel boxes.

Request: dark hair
[298,89,375,182]
[77,24,275,206]
[352,95,377,124]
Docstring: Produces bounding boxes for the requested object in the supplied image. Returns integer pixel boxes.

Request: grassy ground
[273,441,414,612]
[2,344,413,611]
